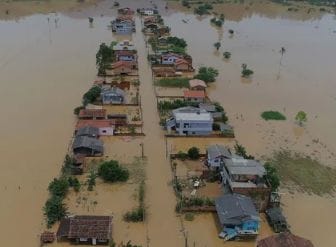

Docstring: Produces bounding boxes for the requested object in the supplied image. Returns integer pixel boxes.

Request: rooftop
[72,136,103,153]
[189,79,207,89]
[76,126,99,137]
[257,232,314,247]
[173,108,213,122]
[76,120,116,130]
[78,109,106,119]
[215,194,259,226]
[225,158,266,176]
[207,144,231,160]
[184,90,206,99]
[57,216,112,240]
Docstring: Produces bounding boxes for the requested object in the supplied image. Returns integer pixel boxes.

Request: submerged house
[257,232,314,247]
[118,7,135,16]
[115,50,137,62]
[113,40,136,51]
[72,136,103,157]
[166,107,213,136]
[111,16,135,34]
[221,157,267,191]
[76,126,99,138]
[137,8,158,16]
[215,194,260,241]
[76,120,115,136]
[205,144,232,170]
[57,215,112,245]
[111,61,137,75]
[101,87,125,104]
[152,66,177,77]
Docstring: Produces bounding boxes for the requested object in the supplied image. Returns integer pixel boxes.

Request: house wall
[117,55,136,62]
[175,63,190,71]
[102,94,124,104]
[161,56,180,65]
[113,67,132,75]
[191,85,206,91]
[73,147,102,157]
[113,22,135,34]
[175,119,213,135]
[208,156,224,169]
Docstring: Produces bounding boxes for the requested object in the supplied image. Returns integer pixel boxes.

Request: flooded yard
[0,0,336,246]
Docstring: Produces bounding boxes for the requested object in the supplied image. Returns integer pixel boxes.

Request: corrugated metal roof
[207,144,231,160]
[225,158,266,176]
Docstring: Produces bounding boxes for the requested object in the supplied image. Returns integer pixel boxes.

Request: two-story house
[206,144,232,170]
[166,107,213,135]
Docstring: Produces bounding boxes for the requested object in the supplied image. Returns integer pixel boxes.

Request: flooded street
[0,0,336,246]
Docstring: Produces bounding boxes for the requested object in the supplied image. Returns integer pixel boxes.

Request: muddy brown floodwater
[0,0,335,246]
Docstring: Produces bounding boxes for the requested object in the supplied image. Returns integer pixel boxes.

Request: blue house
[215,194,260,241]
[101,87,125,105]
[166,107,213,136]
[111,17,135,34]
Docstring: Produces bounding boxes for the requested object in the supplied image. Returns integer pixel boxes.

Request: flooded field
[0,0,336,246]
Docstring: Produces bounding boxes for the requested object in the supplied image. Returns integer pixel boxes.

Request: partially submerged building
[76,126,99,138]
[137,8,158,16]
[166,107,213,135]
[257,232,314,247]
[76,120,115,136]
[215,194,260,241]
[115,50,137,62]
[189,79,207,91]
[78,109,106,120]
[72,136,103,156]
[111,16,135,34]
[205,144,231,170]
[57,215,112,245]
[101,87,125,104]
[111,61,137,75]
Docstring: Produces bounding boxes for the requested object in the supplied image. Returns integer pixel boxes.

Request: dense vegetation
[194,3,213,15]
[96,42,115,76]
[264,163,281,191]
[98,160,130,183]
[234,142,255,159]
[261,111,286,121]
[82,86,101,105]
[194,66,219,83]
[188,147,200,160]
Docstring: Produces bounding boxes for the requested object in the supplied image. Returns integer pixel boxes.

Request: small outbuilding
[257,232,314,247]
[265,207,288,233]
[78,109,106,120]
[57,215,112,245]
[72,136,103,157]
[184,90,206,103]
[206,144,231,170]
[189,79,207,91]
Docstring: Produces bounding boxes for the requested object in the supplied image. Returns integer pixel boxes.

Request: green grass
[268,150,336,195]
[155,78,189,88]
[261,111,286,121]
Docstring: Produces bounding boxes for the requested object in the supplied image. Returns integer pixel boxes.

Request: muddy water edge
[0,0,336,246]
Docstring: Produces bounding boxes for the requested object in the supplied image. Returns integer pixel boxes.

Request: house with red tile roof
[184,90,206,103]
[111,61,137,75]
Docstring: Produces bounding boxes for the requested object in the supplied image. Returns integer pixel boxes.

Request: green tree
[98,160,129,182]
[188,147,200,160]
[223,51,231,59]
[214,42,221,50]
[96,43,114,76]
[264,163,280,191]
[166,36,187,48]
[241,63,254,78]
[194,67,219,83]
[87,170,97,191]
[44,196,67,227]
[83,86,101,105]
[48,178,69,198]
[234,142,254,159]
[295,111,307,126]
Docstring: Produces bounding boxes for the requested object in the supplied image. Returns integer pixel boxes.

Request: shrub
[98,160,129,182]
[213,122,220,131]
[184,212,195,221]
[44,196,67,227]
[176,151,189,161]
[241,64,254,78]
[166,36,187,49]
[48,178,69,198]
[234,142,254,159]
[264,163,280,191]
[188,147,200,160]
[87,170,97,191]
[194,3,213,15]
[73,106,84,115]
[83,86,101,105]
[68,177,81,192]
[223,51,231,59]
[194,67,218,83]
[123,208,144,222]
[261,111,286,121]
[295,111,307,126]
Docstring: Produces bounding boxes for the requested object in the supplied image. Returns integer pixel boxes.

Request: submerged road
[134,18,185,246]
